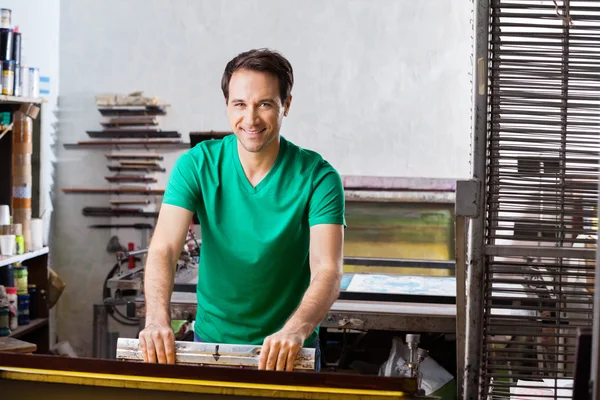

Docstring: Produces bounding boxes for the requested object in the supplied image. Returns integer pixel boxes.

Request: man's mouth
[242,128,266,135]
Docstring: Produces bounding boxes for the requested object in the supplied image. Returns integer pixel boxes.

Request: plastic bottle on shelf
[6,286,17,330]
[13,263,28,294]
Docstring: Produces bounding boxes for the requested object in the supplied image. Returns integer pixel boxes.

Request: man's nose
[243,106,259,124]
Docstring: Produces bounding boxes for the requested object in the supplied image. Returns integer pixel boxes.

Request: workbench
[0,351,433,400]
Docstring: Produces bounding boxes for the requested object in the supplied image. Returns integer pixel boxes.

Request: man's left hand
[258,329,305,371]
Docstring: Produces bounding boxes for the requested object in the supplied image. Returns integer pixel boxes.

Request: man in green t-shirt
[139,48,345,372]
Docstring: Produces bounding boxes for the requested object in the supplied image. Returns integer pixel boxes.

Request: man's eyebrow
[230,98,277,104]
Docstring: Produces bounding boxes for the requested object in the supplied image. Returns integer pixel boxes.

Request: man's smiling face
[226,68,291,154]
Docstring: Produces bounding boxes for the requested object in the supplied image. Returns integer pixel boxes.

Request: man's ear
[283,94,292,116]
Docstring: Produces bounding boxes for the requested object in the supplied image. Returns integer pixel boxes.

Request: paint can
[0,264,14,287]
[0,9,11,29]
[27,284,37,320]
[2,59,15,95]
[0,306,9,336]
[17,293,29,325]
[11,31,20,64]
[0,28,12,61]
[28,67,39,98]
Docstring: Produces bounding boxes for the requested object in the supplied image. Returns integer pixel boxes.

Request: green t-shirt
[162,134,345,346]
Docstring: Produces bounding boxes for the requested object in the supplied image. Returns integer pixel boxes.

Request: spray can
[2,60,15,95]
[18,64,28,97]
[28,67,39,98]
[13,62,19,96]
[0,28,12,61]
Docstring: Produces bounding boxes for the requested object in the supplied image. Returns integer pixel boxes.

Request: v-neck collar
[233,136,287,194]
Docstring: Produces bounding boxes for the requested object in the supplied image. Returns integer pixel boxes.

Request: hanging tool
[89,223,153,230]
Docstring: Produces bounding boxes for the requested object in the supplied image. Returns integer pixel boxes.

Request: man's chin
[239,140,265,153]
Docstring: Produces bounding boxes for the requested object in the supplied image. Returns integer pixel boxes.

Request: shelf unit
[0,96,50,354]
[0,246,49,268]
[9,317,49,339]
[0,95,46,104]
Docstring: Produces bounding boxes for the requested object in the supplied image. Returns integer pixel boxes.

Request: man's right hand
[139,322,176,364]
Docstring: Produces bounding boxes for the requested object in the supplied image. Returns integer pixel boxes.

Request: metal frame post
[464,0,490,399]
[592,181,600,399]
[92,303,108,359]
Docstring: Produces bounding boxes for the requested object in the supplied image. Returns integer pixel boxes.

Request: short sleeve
[308,161,346,227]
[162,152,202,212]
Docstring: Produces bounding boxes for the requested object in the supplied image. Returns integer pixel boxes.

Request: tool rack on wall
[61,93,231,227]
[60,94,186,224]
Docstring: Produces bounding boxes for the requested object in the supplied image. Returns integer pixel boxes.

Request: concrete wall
[57,0,473,356]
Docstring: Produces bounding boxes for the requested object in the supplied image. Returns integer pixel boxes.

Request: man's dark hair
[221,48,294,104]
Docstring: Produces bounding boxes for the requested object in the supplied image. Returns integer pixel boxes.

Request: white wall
[57,0,473,356]
[2,0,60,346]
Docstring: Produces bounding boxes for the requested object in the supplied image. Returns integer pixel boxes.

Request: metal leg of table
[92,304,108,359]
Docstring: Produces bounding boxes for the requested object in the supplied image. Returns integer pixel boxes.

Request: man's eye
[260,103,271,107]
[234,103,244,107]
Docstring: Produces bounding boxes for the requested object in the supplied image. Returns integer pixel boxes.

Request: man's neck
[237,137,281,187]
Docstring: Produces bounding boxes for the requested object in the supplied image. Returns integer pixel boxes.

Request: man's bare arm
[259,224,344,371]
[139,203,194,364]
[284,223,344,337]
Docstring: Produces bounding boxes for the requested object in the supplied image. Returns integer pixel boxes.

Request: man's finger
[286,345,301,372]
[276,345,288,371]
[165,334,176,364]
[266,342,281,371]
[145,337,157,363]
[139,335,148,363]
[153,333,167,364]
[259,339,270,370]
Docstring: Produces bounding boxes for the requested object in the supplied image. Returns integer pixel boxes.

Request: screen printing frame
[171,257,458,305]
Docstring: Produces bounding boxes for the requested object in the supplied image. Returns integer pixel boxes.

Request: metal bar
[116,338,316,370]
[464,1,490,398]
[593,165,600,400]
[343,257,455,269]
[455,215,467,400]
[92,304,108,359]
[485,244,596,259]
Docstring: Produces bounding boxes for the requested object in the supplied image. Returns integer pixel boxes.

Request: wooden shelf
[62,188,165,195]
[64,142,190,149]
[9,318,49,338]
[87,130,181,139]
[0,246,49,268]
[0,95,46,104]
